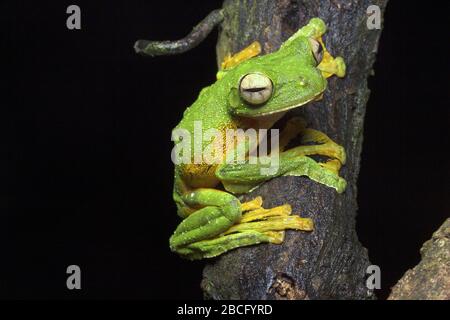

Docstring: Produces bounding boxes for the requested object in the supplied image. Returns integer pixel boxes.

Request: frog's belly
[180,163,220,189]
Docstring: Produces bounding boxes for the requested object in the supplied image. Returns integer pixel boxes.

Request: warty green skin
[169,18,346,259]
[175,28,326,134]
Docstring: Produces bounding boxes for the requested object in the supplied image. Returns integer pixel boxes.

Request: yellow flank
[181,163,219,188]
[180,122,239,189]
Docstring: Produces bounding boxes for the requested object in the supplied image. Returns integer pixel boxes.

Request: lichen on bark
[388,218,450,300]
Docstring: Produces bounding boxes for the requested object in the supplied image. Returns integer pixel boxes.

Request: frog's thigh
[169,188,241,252]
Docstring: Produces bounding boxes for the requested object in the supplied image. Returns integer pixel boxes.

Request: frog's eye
[309,38,323,65]
[239,73,273,105]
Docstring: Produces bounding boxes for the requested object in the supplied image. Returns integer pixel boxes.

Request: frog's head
[226,18,345,118]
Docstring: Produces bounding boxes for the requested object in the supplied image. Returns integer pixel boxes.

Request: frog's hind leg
[233,202,313,245]
[169,188,242,254]
[171,189,313,259]
[178,230,275,259]
[239,198,312,235]
[216,41,262,80]
[221,41,261,70]
[171,188,276,260]
[316,39,346,79]
[179,201,313,260]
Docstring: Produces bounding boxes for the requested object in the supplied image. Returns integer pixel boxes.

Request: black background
[3,1,449,299]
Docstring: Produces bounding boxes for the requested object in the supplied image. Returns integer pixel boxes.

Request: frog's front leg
[217,142,346,195]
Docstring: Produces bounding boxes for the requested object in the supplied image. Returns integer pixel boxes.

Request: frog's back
[175,82,233,133]
[172,81,239,189]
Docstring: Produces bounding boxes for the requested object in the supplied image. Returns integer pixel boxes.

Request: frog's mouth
[229,73,326,118]
[233,92,323,118]
[247,96,320,117]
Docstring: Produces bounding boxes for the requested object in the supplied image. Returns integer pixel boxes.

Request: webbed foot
[175,196,312,260]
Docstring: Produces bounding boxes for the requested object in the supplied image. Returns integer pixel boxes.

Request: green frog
[170,18,346,260]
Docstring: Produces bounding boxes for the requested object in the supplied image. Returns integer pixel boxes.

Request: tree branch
[201,0,388,300]
[134,9,223,56]
[388,218,450,300]
[134,0,388,300]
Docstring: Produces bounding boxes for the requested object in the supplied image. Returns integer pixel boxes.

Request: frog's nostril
[299,77,308,87]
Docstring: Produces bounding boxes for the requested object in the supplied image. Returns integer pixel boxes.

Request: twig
[134,9,224,56]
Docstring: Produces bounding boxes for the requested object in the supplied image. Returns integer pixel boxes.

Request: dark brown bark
[388,218,450,300]
[201,0,388,299]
